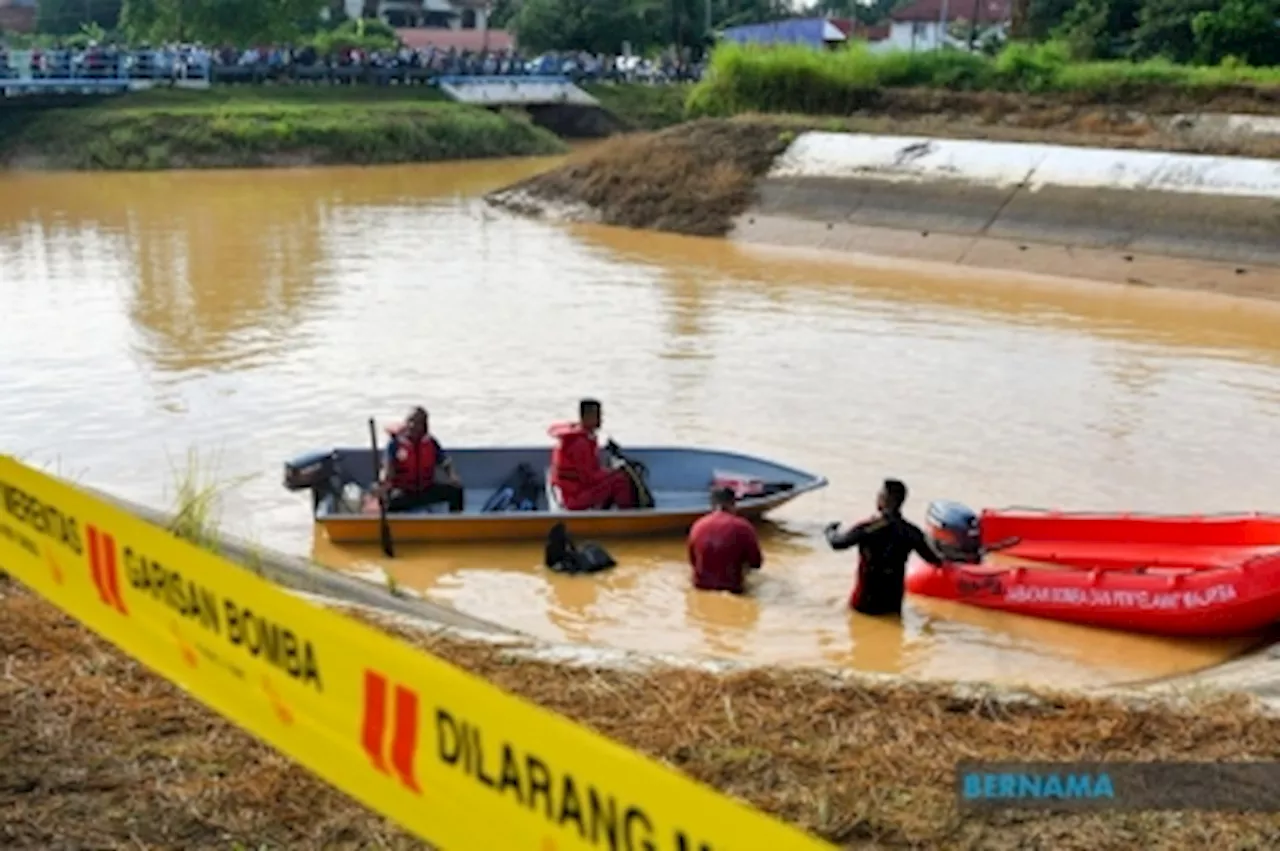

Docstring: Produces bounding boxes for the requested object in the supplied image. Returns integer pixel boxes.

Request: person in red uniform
[377,406,464,513]
[548,398,636,511]
[687,487,763,594]
[825,478,943,616]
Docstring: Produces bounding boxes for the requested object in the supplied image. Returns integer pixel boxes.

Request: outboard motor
[925,500,983,564]
[283,451,344,510]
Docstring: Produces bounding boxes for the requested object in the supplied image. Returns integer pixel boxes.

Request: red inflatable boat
[905,502,1280,637]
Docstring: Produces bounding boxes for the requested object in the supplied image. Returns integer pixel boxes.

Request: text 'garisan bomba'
[124,546,323,691]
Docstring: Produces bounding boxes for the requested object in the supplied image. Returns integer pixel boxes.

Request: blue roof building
[718,18,848,49]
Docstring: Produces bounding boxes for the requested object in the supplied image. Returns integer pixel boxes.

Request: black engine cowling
[925,499,983,564]
[283,451,346,510]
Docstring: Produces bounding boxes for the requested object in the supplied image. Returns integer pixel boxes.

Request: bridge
[436,74,597,107]
[2,49,596,107]
[1,49,212,98]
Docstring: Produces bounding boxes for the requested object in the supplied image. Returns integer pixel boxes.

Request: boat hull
[907,509,1280,637]
[320,497,787,544]
[292,444,827,544]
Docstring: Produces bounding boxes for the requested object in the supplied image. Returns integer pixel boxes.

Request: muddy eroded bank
[487,119,1280,301]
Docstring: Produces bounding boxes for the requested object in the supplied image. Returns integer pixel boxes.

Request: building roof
[719,18,847,48]
[395,27,516,52]
[0,5,36,32]
[890,0,1012,23]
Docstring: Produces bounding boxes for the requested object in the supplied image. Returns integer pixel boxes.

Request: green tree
[1054,0,1141,58]
[1191,0,1280,65]
[488,0,521,28]
[1131,0,1215,62]
[37,0,124,35]
[120,0,325,44]
[1025,0,1076,39]
[511,0,658,53]
[510,0,797,55]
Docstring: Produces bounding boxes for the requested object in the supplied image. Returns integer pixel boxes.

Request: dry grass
[815,88,1280,160]
[5,575,1280,850]
[492,119,793,236]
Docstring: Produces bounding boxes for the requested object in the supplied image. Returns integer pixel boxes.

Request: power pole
[1009,0,1029,41]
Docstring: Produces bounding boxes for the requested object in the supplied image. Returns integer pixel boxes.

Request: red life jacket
[389,433,438,493]
[548,421,598,492]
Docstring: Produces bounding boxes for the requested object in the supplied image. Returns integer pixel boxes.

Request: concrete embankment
[737,131,1280,296]
[490,120,1280,300]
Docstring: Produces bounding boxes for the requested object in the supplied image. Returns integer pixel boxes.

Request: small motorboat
[905,501,1280,637]
[283,444,827,544]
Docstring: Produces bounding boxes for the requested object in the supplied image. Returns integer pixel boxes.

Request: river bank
[6,576,1280,850]
[487,118,1280,301]
[0,88,564,170]
[7,78,1280,171]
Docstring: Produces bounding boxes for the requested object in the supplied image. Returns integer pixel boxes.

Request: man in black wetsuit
[825,478,944,616]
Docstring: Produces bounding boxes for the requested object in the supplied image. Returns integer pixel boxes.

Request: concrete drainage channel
[731,132,1280,299]
[87,486,1280,713]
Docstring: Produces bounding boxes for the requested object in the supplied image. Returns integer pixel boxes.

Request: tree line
[16,0,1280,68]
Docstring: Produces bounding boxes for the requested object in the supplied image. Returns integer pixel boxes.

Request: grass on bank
[49,84,451,112]
[688,41,1280,118]
[0,96,565,169]
[582,82,693,130]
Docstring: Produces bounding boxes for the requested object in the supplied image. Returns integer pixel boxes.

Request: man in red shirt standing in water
[687,487,763,594]
[825,478,943,616]
[548,398,636,511]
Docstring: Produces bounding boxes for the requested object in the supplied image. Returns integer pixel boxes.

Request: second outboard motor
[925,500,983,563]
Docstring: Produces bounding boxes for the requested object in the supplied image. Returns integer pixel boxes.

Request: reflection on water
[2,160,1279,688]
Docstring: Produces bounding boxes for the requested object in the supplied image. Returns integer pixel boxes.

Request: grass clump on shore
[0,94,565,170]
[490,119,793,235]
[165,448,252,552]
[687,41,1280,119]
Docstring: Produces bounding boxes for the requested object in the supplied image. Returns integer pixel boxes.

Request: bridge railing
[0,49,213,86]
[1,48,701,94]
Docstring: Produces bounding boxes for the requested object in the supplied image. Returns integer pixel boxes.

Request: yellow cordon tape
[0,456,836,851]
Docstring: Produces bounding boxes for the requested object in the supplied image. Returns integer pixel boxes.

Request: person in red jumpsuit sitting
[377,406,464,513]
[548,398,636,511]
[687,487,763,594]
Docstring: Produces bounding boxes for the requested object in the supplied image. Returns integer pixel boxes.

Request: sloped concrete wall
[439,77,599,107]
[735,132,1280,294]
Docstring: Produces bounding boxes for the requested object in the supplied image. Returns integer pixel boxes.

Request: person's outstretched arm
[826,517,884,551]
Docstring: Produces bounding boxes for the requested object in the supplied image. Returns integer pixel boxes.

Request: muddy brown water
[2,158,1279,688]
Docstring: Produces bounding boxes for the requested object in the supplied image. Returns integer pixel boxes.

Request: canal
[3,158,1279,687]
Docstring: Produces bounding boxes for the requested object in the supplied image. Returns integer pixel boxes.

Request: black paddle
[369,417,394,558]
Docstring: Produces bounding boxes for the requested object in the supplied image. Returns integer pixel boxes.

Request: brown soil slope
[493,120,792,236]
[5,577,1280,849]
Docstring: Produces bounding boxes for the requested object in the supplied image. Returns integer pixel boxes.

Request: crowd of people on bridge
[0,41,704,84]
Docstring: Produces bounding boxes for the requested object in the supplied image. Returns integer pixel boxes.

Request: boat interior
[285,446,826,518]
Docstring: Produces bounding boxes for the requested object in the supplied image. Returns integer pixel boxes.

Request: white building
[341,0,491,31]
[874,0,1011,53]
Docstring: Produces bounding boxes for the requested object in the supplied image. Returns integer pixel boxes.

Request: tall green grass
[687,41,1280,118]
[0,99,565,170]
[166,448,252,552]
